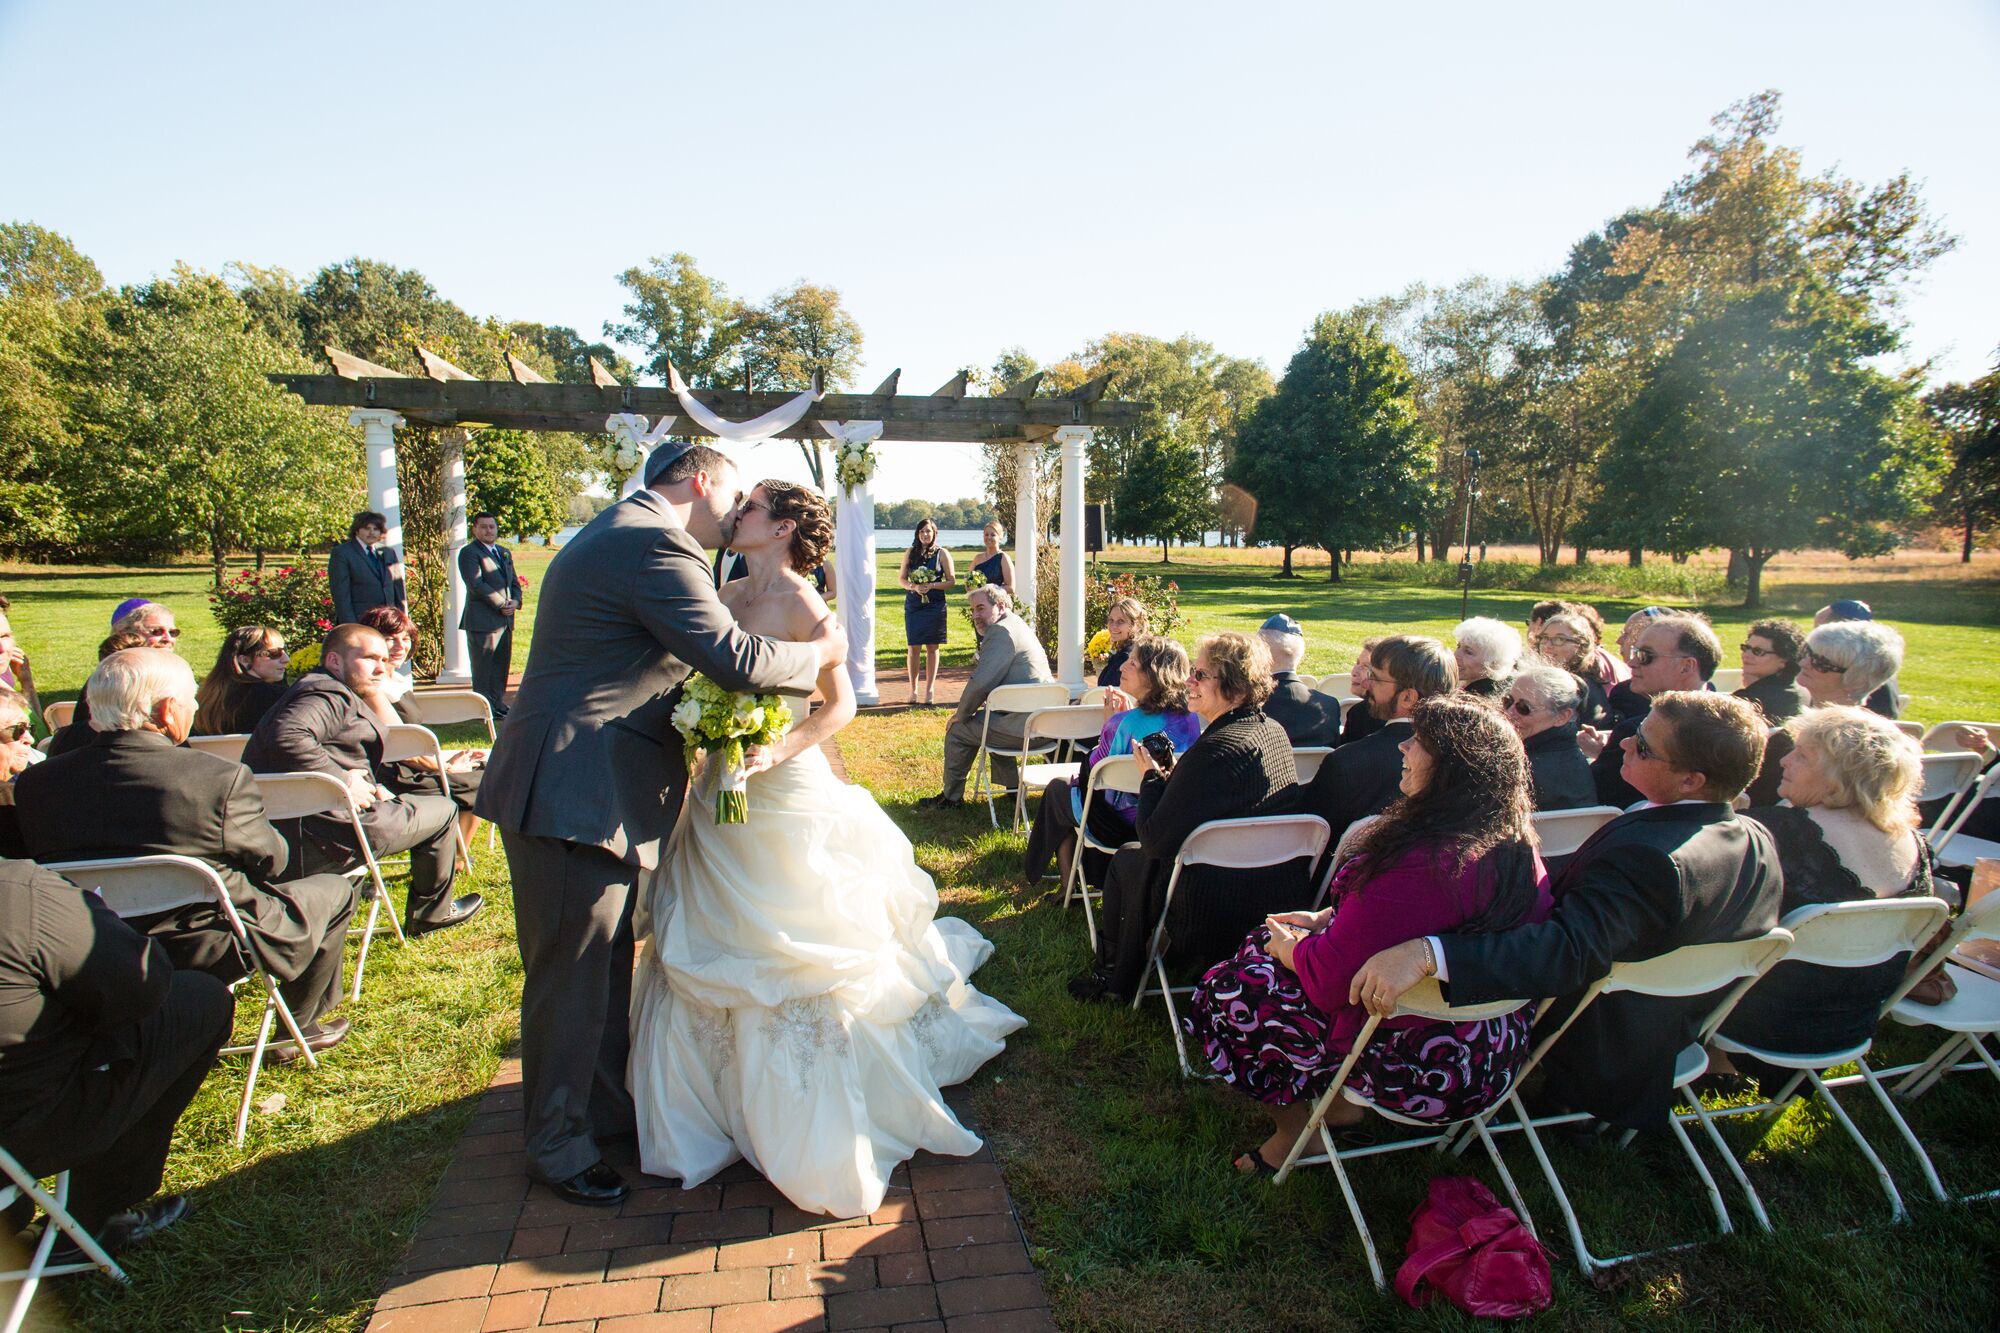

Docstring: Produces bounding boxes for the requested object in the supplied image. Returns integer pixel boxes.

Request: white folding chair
[1919,751,1986,839]
[1895,720,1925,740]
[1059,755,1144,948]
[42,854,322,1147]
[40,700,74,733]
[1470,928,1794,1279]
[1920,721,2000,753]
[1291,746,1332,783]
[400,688,498,849]
[382,722,474,869]
[1014,706,1108,829]
[1132,814,1330,1077]
[1312,815,1383,910]
[1078,685,1111,708]
[1271,979,1542,1290]
[1530,805,1622,858]
[253,772,401,1001]
[1710,667,1744,693]
[1312,674,1349,697]
[971,682,1072,828]
[1704,897,1952,1224]
[2,1144,128,1333]
[186,732,250,763]
[1931,766,2000,868]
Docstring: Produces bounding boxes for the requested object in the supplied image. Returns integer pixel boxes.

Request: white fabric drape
[606,414,682,498]
[822,420,884,705]
[668,365,821,444]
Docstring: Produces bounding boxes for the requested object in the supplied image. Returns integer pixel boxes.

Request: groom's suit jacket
[474,488,820,869]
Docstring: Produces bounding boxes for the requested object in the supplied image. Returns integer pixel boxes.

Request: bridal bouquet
[671,676,795,824]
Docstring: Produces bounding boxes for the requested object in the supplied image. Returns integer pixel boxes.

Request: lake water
[541,524,1229,549]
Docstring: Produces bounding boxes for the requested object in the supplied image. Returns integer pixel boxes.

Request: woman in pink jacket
[1185,694,1553,1175]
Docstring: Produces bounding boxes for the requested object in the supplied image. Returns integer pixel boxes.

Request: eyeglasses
[1626,646,1688,668]
[1739,642,1779,658]
[1535,633,1588,650]
[1189,668,1211,685]
[1498,695,1538,717]
[1,721,28,743]
[1803,648,1848,674]
[739,499,771,517]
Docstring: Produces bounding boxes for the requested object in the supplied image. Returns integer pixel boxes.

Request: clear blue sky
[4,0,1994,502]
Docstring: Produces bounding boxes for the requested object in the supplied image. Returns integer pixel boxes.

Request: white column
[1055,426,1091,690]
[834,480,879,706]
[349,408,406,556]
[437,428,472,684]
[1013,440,1038,623]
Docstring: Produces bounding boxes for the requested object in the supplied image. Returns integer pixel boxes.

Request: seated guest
[1350,691,1782,1136]
[1069,632,1300,1004]
[1453,616,1521,700]
[1334,637,1386,748]
[0,858,231,1258]
[1259,613,1340,746]
[1501,665,1597,811]
[1096,596,1147,687]
[194,624,292,736]
[1024,635,1198,891]
[0,687,32,856]
[1734,617,1808,725]
[360,605,485,860]
[917,585,1056,809]
[1186,696,1553,1172]
[1606,607,1668,724]
[1532,610,1611,727]
[1747,619,1907,807]
[1578,613,1722,809]
[0,603,42,732]
[1300,635,1456,847]
[1814,599,1899,718]
[44,630,151,759]
[111,601,182,652]
[1716,707,1936,1084]
[16,650,359,1050]
[243,625,481,936]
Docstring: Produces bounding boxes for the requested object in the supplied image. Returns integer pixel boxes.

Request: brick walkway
[365,733,1053,1333]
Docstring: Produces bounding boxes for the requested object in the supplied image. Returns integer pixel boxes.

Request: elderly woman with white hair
[1713,706,1939,1087]
[1452,617,1521,700]
[1496,664,1597,811]
[1745,620,1906,805]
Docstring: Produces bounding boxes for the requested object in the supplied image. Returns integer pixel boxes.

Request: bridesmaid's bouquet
[1086,628,1113,664]
[671,676,795,824]
[963,570,988,592]
[909,566,938,586]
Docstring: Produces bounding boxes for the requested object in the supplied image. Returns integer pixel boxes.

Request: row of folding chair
[2,1144,127,1333]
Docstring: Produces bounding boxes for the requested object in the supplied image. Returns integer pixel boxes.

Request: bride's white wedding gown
[629,742,1025,1217]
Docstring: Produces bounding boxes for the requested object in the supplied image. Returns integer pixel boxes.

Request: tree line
[874,499,999,532]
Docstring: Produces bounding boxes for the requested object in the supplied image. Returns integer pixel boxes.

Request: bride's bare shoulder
[778,571,833,641]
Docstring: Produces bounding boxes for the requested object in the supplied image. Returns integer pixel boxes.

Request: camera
[1138,731,1177,772]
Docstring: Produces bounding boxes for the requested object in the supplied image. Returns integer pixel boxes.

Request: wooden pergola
[273,348,1144,702]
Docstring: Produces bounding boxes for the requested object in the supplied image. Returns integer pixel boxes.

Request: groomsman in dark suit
[1349,691,1782,1135]
[457,513,520,719]
[1298,635,1456,844]
[329,511,403,626]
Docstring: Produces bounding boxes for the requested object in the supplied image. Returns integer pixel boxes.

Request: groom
[476,441,840,1205]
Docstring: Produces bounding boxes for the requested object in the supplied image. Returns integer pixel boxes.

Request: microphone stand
[1457,449,1482,622]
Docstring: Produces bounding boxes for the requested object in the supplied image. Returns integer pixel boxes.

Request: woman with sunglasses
[1733,617,1808,725]
[1497,664,1596,811]
[193,625,292,736]
[1743,619,1906,806]
[0,686,35,855]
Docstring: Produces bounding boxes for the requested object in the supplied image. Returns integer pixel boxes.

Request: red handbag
[1394,1176,1554,1318]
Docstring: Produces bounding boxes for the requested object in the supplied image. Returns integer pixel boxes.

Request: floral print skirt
[1183,927,1533,1121]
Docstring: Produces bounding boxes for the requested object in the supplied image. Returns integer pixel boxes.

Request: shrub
[208,565,335,652]
[1032,544,1186,663]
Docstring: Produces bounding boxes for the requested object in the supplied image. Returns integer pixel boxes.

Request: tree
[61,268,360,581]
[1228,311,1436,580]
[1596,282,1945,606]
[468,430,567,540]
[501,320,636,385]
[1113,434,1212,561]
[0,222,104,302]
[1928,358,2000,561]
[738,281,865,489]
[604,253,743,385]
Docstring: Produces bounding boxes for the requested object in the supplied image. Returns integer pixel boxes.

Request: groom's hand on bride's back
[807,615,847,670]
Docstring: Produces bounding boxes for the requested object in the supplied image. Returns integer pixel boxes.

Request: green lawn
[4,548,1999,1331]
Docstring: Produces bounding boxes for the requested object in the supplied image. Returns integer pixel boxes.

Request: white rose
[671,698,704,733]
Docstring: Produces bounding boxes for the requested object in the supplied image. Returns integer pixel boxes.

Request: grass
[5,546,2000,1330]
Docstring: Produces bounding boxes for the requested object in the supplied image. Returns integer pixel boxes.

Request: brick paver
[364,1045,1053,1332]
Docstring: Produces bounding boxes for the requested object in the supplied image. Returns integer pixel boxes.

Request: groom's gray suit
[475,487,820,1185]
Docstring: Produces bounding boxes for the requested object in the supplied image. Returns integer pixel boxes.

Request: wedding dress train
[629,744,1025,1217]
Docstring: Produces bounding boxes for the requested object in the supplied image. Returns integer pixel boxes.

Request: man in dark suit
[1350,691,1782,1135]
[328,510,403,626]
[457,512,521,719]
[244,625,479,938]
[15,651,358,1052]
[918,584,1055,809]
[1257,614,1340,748]
[0,857,231,1255]
[1579,614,1721,810]
[1298,635,1456,846]
[475,442,835,1206]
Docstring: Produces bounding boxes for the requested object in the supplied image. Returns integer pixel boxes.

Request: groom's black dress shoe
[410,893,484,937]
[545,1161,628,1206]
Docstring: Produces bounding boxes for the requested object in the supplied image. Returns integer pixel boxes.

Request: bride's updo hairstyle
[758,479,835,574]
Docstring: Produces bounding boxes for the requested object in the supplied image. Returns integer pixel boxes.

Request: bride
[629,478,1025,1218]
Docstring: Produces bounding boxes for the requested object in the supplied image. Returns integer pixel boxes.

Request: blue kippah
[1260,613,1303,635]
[1824,598,1873,622]
[112,597,150,625]
[641,438,700,486]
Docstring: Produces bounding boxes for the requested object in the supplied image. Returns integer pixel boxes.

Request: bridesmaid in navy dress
[900,518,954,705]
[970,521,1015,599]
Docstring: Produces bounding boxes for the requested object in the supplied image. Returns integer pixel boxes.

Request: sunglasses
[1626,646,1686,668]
[738,498,771,517]
[2,721,28,743]
[1632,729,1673,763]
[1739,642,1780,658]
[147,626,182,641]
[1803,648,1848,674]
[256,647,289,660]
[1498,695,1538,717]
[1189,668,1212,685]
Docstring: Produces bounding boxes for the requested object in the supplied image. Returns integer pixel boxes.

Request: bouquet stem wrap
[714,740,748,825]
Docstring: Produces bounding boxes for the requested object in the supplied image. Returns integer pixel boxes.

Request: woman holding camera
[1068,632,1301,1004]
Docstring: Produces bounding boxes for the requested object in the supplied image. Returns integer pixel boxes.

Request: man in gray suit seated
[918,584,1055,810]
